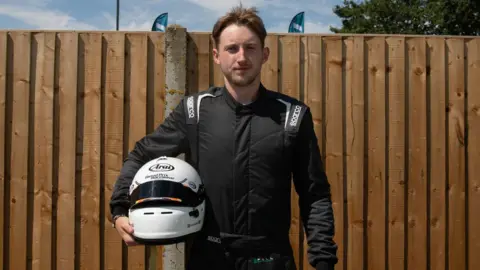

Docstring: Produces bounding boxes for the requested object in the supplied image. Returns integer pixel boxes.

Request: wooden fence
[0,29,479,270]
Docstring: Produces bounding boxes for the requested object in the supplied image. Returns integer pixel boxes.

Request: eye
[225,45,238,53]
[246,44,257,51]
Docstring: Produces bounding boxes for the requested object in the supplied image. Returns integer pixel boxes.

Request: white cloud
[101,12,116,30]
[264,0,333,17]
[0,4,97,30]
[122,21,152,31]
[184,0,267,15]
[1,0,51,7]
[102,5,153,31]
[103,0,219,32]
[304,21,334,33]
[0,0,341,33]
[268,20,334,34]
[180,0,333,17]
[102,5,174,31]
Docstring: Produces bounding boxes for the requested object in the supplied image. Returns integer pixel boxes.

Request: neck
[224,78,261,105]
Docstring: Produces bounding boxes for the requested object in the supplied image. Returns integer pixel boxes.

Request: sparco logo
[289,105,302,127]
[207,236,221,244]
[149,163,174,171]
[187,96,195,118]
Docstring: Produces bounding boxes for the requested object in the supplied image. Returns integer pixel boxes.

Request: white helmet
[128,156,205,245]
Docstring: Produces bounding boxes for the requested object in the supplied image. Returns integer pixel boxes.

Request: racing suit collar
[222,83,268,112]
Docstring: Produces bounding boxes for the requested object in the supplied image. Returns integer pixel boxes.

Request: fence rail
[0,29,479,270]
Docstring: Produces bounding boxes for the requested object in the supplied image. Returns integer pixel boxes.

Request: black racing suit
[110,84,338,270]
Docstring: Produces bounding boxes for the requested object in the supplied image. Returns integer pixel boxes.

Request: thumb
[125,224,134,234]
[120,222,134,234]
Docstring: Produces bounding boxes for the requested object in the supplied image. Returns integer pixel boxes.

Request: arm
[109,98,190,218]
[292,107,338,270]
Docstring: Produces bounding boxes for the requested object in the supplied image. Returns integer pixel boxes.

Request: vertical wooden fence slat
[0,31,6,270]
[324,36,344,270]
[407,36,428,270]
[150,32,166,129]
[210,34,224,88]
[426,37,447,270]
[147,31,166,270]
[103,31,125,270]
[366,36,387,270]
[279,34,302,268]
[386,36,406,270]
[56,31,78,270]
[301,35,323,270]
[9,31,31,270]
[345,36,366,270]
[467,38,480,270]
[446,38,467,270]
[144,31,164,270]
[302,35,323,270]
[32,31,55,270]
[188,33,210,93]
[126,32,148,270]
[197,35,210,93]
[261,35,279,91]
[79,32,102,270]
[187,33,198,94]
[279,35,301,99]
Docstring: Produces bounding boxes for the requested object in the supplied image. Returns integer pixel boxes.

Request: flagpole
[116,0,120,30]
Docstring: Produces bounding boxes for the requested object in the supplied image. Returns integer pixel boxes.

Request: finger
[123,234,138,246]
[126,241,138,246]
[119,222,134,234]
[118,223,137,245]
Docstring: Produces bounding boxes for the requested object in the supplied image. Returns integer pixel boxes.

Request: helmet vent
[161,211,173,215]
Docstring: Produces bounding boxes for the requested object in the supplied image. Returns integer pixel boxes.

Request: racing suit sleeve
[109,98,189,218]
[291,107,338,270]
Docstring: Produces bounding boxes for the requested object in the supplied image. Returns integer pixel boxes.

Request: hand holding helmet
[114,216,138,246]
[127,156,206,245]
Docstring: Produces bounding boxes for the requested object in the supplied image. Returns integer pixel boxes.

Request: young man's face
[213,24,269,88]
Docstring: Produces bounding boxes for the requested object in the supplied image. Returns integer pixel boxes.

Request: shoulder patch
[286,103,307,132]
[184,92,217,125]
[184,95,197,125]
[276,98,307,133]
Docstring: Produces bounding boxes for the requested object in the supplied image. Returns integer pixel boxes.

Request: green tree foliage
[330,0,480,35]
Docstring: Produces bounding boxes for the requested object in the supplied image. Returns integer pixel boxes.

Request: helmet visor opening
[130,180,203,209]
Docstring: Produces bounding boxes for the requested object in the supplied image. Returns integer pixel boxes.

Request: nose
[237,47,247,62]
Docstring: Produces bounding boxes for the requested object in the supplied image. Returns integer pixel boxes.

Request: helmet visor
[130,180,203,208]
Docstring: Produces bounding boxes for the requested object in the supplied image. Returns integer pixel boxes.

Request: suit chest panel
[196,103,291,181]
[197,102,235,157]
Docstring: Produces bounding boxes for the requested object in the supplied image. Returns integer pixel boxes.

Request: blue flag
[152,12,168,32]
[288,12,304,33]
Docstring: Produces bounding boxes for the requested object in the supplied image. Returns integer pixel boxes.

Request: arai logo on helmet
[148,163,174,172]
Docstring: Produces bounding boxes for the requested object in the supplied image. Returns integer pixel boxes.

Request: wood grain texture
[0,31,478,270]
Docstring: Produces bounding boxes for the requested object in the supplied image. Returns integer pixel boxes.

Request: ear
[213,47,220,65]
[262,46,270,64]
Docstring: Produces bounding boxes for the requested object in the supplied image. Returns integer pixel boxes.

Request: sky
[0,0,344,33]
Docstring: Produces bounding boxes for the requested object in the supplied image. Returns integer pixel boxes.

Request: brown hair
[212,5,267,48]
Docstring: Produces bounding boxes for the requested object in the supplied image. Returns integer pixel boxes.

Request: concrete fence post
[164,24,188,117]
[158,24,188,270]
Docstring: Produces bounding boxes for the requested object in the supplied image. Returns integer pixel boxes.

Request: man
[110,5,338,270]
